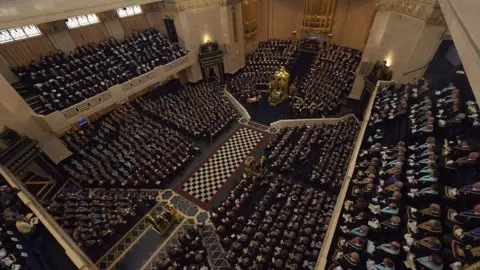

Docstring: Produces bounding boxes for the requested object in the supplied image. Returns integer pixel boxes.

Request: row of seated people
[309,119,359,188]
[371,80,479,144]
[212,173,336,269]
[155,224,209,270]
[1,184,49,270]
[62,103,197,187]
[264,118,359,188]
[292,44,361,118]
[12,28,187,114]
[327,81,480,270]
[435,84,480,140]
[369,82,412,144]
[137,82,238,138]
[44,190,156,256]
[227,40,296,103]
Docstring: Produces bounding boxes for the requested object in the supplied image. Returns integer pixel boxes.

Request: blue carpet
[246,98,291,125]
[424,40,456,90]
[243,51,316,125]
[289,51,316,84]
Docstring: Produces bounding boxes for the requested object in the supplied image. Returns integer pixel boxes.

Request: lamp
[203,34,211,44]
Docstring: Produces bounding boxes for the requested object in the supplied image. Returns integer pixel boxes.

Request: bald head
[390,215,401,224]
[429,203,441,213]
[475,204,480,214]
[359,225,369,233]
[473,182,480,190]
[350,252,360,262]
[468,152,479,159]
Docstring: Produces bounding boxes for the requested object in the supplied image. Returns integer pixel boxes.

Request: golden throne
[268,66,290,106]
[148,201,181,235]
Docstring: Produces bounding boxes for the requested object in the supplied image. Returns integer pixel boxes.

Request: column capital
[165,0,242,12]
[376,0,446,25]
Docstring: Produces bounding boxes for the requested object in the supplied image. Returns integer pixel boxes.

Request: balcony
[33,51,196,134]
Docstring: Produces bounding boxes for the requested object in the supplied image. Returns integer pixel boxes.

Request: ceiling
[0,0,159,29]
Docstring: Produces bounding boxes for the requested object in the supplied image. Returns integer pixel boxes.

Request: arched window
[302,0,336,33]
[242,0,258,39]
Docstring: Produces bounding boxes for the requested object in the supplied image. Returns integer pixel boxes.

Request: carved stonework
[97,10,118,21]
[376,0,435,21]
[142,2,163,12]
[426,2,446,25]
[175,0,241,11]
[38,20,68,34]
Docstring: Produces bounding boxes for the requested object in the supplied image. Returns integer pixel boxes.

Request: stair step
[25,95,40,102]
[36,109,49,115]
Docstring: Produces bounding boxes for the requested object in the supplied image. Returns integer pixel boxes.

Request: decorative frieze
[376,0,429,20]
[376,0,446,25]
[166,0,241,12]
[426,2,446,25]
[164,55,190,72]
[38,20,68,34]
[62,92,112,119]
[121,71,156,91]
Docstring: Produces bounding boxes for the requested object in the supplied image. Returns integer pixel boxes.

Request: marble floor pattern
[96,190,210,270]
[178,126,265,208]
[140,222,228,270]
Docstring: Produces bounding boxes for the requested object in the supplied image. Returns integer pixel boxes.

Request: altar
[198,41,225,87]
[268,66,290,106]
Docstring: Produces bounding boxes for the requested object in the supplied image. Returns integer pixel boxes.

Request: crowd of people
[1,183,45,269]
[264,118,359,187]
[309,119,359,188]
[155,224,209,269]
[12,28,187,114]
[61,103,197,187]
[137,82,238,138]
[212,173,336,269]
[45,190,156,255]
[327,80,480,270]
[292,44,361,118]
[227,40,296,103]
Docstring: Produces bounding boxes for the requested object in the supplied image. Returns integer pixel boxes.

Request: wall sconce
[203,34,211,44]
[384,59,392,67]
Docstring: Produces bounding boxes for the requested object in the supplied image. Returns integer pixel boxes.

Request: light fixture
[203,34,211,44]
[384,58,391,67]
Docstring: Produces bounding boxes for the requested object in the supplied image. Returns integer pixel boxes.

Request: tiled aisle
[178,127,265,208]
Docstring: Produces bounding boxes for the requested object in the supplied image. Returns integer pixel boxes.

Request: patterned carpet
[140,222,228,270]
[177,126,265,208]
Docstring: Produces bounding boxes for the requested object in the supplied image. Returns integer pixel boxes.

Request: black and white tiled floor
[179,127,264,206]
[92,125,269,269]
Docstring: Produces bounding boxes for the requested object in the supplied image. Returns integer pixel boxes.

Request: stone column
[172,0,246,82]
[349,0,447,99]
[438,0,480,103]
[0,75,71,163]
[49,30,77,53]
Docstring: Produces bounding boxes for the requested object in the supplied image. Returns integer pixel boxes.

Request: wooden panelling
[330,0,376,50]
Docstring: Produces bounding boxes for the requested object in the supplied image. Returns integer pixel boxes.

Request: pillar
[438,0,480,103]
[0,75,71,163]
[104,19,125,41]
[349,0,447,99]
[49,30,77,53]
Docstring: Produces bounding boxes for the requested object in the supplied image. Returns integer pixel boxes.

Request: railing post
[0,166,98,270]
[315,80,388,270]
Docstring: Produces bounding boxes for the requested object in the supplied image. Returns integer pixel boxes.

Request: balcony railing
[33,51,196,134]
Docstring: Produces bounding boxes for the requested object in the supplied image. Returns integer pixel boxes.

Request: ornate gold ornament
[302,0,337,34]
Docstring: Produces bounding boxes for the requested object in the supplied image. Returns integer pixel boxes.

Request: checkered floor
[181,127,264,204]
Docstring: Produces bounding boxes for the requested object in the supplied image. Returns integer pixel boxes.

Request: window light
[117,5,143,18]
